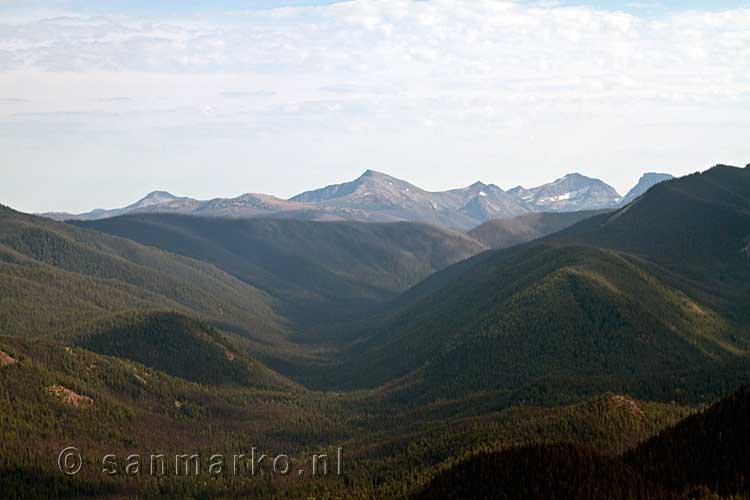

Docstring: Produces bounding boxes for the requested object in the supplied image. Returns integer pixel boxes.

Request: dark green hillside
[414,387,750,500]
[339,244,740,396]
[64,310,297,389]
[333,165,750,402]
[548,165,750,336]
[0,206,287,348]
[77,215,486,323]
[468,209,609,249]
[349,392,690,498]
[413,444,652,500]
[626,386,750,496]
[557,165,750,287]
[0,332,693,500]
[0,335,352,499]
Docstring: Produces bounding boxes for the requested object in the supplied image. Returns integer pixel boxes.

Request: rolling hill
[62,310,297,390]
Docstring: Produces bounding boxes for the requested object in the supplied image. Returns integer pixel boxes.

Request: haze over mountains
[63,163,750,405]
[4,0,749,493]
[42,169,673,230]
[4,163,750,499]
[468,210,611,249]
[0,204,288,352]
[75,215,487,327]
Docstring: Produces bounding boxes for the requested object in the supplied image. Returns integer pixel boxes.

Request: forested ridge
[415,386,750,500]
[76,215,487,325]
[468,209,610,249]
[323,165,750,404]
[2,165,750,498]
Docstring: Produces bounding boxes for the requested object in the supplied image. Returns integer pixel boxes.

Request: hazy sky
[1,0,749,214]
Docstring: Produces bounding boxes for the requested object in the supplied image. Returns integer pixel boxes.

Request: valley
[4,0,748,496]
[2,164,750,499]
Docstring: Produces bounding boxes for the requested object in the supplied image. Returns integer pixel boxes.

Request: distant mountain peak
[547,172,593,185]
[510,172,621,212]
[359,169,404,183]
[561,172,586,180]
[358,169,401,183]
[557,172,604,184]
[636,172,673,185]
[290,169,417,204]
[130,191,179,209]
[452,181,489,194]
[37,169,677,228]
[145,190,175,198]
[142,190,177,200]
[621,172,674,206]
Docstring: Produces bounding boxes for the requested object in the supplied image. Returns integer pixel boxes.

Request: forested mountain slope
[77,215,487,323]
[335,165,750,402]
[60,311,297,390]
[468,209,609,249]
[0,205,290,353]
[415,386,750,500]
[555,165,750,293]
[3,162,750,500]
[625,385,750,495]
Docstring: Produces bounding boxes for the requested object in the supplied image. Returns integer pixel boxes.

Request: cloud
[1,1,749,213]
[0,1,747,101]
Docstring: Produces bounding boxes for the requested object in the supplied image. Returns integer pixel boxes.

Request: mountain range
[327,164,750,403]
[41,170,673,229]
[4,162,750,499]
[68,163,750,405]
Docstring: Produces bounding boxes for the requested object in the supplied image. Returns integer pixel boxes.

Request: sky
[1,0,749,214]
